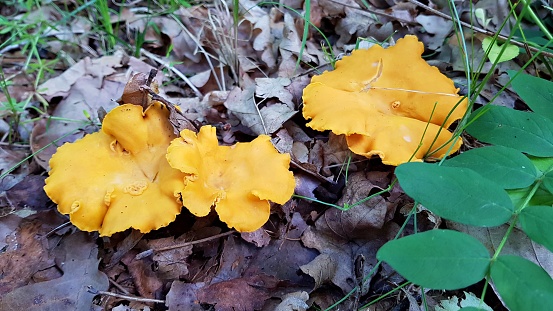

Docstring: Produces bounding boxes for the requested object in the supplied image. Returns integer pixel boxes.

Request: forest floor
[1,0,552,310]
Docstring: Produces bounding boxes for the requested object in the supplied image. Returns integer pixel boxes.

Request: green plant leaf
[482,37,519,63]
[466,105,553,156]
[396,162,513,226]
[528,155,553,173]
[543,171,553,194]
[443,145,537,189]
[519,205,553,253]
[508,187,553,207]
[508,71,553,120]
[377,230,490,290]
[491,255,553,311]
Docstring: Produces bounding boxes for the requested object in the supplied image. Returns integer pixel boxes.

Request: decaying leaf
[0,232,108,310]
[255,77,294,107]
[118,71,159,108]
[274,291,310,311]
[197,274,278,311]
[0,221,51,294]
[166,281,206,311]
[320,172,401,236]
[146,236,193,280]
[122,251,163,298]
[300,223,398,295]
[5,175,50,211]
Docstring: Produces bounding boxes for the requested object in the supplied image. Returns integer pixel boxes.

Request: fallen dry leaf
[122,251,163,299]
[0,220,51,294]
[5,175,49,211]
[317,171,402,239]
[0,148,29,190]
[415,14,453,51]
[255,77,294,107]
[197,274,277,311]
[0,232,108,310]
[165,281,205,311]
[300,222,398,295]
[0,258,107,310]
[335,7,378,48]
[274,291,310,311]
[146,236,193,280]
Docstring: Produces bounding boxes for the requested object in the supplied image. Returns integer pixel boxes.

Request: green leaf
[528,155,553,173]
[466,105,553,156]
[377,230,490,290]
[491,255,553,311]
[482,38,519,63]
[396,162,513,226]
[543,171,553,194]
[443,146,537,189]
[508,187,553,207]
[519,206,553,253]
[508,71,553,120]
[459,308,489,311]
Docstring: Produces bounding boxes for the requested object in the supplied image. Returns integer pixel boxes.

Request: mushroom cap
[44,103,185,236]
[167,126,295,232]
[302,35,468,165]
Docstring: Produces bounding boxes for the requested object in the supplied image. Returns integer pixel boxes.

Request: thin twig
[108,278,131,295]
[0,142,30,148]
[43,221,73,238]
[407,0,553,58]
[87,286,165,304]
[139,48,203,98]
[327,0,418,25]
[135,230,236,260]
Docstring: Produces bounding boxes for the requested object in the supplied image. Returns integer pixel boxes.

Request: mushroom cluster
[44,100,296,235]
[302,35,468,165]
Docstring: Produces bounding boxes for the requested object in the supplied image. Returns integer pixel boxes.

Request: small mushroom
[166,126,295,232]
[44,102,185,236]
[302,35,468,165]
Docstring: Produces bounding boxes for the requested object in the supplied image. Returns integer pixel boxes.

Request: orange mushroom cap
[44,103,185,236]
[166,126,295,232]
[302,35,468,165]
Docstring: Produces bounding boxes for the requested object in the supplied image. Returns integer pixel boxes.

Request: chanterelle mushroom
[302,35,468,165]
[44,102,185,236]
[166,126,296,232]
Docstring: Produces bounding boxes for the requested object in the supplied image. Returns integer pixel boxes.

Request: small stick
[140,48,203,98]
[139,85,200,132]
[87,286,165,304]
[108,278,130,295]
[135,230,236,260]
[43,221,72,238]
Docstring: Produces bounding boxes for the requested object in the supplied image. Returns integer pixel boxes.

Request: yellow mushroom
[44,102,185,236]
[302,35,468,165]
[166,126,296,232]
